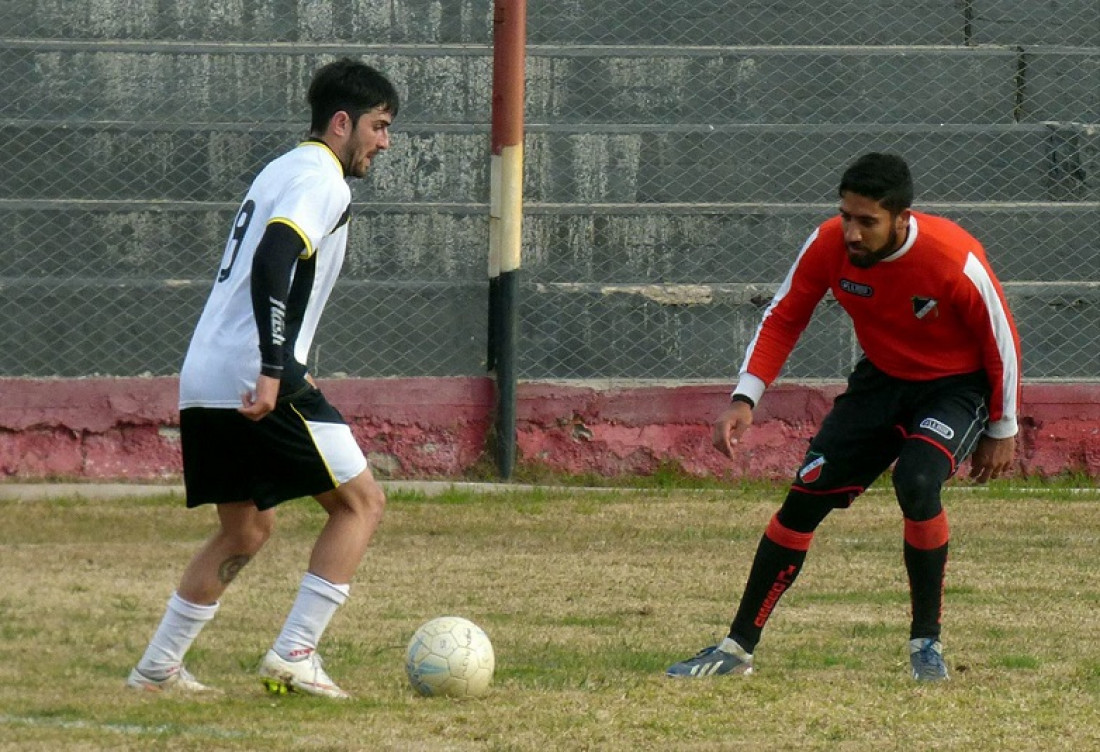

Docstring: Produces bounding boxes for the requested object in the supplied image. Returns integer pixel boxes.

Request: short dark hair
[837,152,913,214]
[308,58,400,134]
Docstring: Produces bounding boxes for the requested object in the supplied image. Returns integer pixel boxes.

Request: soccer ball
[405,616,495,698]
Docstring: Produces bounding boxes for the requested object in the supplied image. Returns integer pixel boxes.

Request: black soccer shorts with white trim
[793,358,989,504]
[180,385,368,510]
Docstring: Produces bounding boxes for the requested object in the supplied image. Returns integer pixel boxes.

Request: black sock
[905,540,948,640]
[729,534,808,653]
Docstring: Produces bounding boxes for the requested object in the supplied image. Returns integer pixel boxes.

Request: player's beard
[337,134,371,179]
[847,226,900,269]
[343,149,367,178]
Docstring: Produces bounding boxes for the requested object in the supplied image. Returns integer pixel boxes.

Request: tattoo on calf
[218,554,252,584]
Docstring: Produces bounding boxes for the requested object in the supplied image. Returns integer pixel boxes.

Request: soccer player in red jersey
[667,152,1021,682]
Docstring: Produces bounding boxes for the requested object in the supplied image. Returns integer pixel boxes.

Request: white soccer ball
[405,615,495,698]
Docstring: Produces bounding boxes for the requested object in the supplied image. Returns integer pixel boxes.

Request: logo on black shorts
[919,417,954,439]
[798,452,826,483]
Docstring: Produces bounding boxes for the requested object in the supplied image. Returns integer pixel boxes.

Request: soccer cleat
[666,639,754,678]
[126,665,218,693]
[909,638,949,682]
[258,649,350,699]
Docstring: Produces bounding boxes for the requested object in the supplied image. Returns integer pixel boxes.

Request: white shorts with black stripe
[180,385,368,510]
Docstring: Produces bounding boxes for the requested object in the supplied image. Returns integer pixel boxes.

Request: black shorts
[180,385,368,510]
[795,358,990,495]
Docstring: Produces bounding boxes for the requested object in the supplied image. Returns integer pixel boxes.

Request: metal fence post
[488,0,526,479]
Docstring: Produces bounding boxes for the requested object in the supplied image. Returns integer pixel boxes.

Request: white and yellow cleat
[258,649,350,699]
[127,665,219,694]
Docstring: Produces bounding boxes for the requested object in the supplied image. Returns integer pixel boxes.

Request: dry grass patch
[0,484,1097,750]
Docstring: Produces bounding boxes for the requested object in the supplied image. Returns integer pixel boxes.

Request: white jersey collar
[299,139,346,177]
[881,214,919,262]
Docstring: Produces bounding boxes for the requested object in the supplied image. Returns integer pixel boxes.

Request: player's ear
[327,110,354,137]
[895,207,912,230]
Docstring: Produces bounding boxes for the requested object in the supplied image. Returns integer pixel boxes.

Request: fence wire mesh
[2,2,1098,382]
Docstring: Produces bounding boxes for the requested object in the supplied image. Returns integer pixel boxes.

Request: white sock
[136,592,219,678]
[272,572,350,662]
[718,636,752,659]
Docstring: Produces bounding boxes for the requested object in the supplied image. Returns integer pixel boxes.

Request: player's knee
[362,480,386,518]
[339,476,387,521]
[777,489,835,532]
[892,464,944,520]
[224,515,273,555]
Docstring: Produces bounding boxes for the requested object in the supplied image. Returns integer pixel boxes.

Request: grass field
[1,482,1097,751]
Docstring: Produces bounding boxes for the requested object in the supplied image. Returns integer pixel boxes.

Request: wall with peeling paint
[3,378,1100,483]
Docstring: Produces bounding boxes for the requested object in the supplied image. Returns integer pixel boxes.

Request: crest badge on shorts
[798,452,826,483]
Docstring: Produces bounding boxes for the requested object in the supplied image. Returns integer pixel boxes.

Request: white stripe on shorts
[302,418,368,485]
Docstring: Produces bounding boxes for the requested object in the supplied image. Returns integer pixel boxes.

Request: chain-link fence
[2,2,1098,382]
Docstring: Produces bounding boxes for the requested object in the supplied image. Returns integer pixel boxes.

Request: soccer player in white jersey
[127,59,398,699]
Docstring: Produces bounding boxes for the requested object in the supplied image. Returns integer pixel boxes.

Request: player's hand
[712,401,754,459]
[239,374,280,421]
[968,435,1016,483]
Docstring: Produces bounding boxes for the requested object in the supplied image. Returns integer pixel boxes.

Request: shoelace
[915,646,944,671]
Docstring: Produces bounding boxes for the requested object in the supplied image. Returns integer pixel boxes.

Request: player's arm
[968,435,1015,483]
[740,229,830,386]
[713,231,829,458]
[713,392,757,459]
[239,221,306,421]
[959,253,1022,481]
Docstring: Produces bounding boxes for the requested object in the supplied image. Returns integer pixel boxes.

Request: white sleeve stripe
[963,253,1019,424]
[739,227,820,379]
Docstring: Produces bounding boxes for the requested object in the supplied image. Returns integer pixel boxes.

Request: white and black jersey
[180,141,351,409]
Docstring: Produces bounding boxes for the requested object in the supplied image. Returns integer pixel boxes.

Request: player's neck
[304,135,347,177]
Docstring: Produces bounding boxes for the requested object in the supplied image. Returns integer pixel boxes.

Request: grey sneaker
[666,640,754,678]
[909,638,949,682]
[127,665,218,693]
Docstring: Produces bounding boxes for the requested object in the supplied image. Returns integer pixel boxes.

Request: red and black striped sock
[728,514,814,652]
[904,511,950,640]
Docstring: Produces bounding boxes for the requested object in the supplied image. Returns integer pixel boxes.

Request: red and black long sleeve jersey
[738,211,1021,438]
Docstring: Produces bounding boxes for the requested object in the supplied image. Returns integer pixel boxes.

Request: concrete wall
[2,2,1099,381]
[10,1,1098,46]
[1,377,1098,481]
[2,2,1099,480]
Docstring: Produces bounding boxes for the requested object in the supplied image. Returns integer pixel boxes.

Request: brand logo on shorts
[839,279,873,297]
[798,453,826,483]
[919,417,954,439]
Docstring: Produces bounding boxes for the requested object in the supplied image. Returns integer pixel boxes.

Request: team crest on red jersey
[798,453,826,483]
[911,296,939,319]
